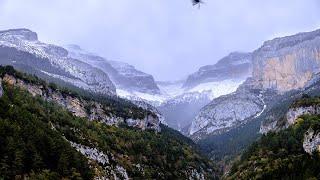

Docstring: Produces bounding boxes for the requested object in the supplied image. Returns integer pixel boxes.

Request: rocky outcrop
[260,93,320,134]
[183,52,252,89]
[189,89,265,139]
[303,128,320,154]
[0,29,116,95]
[2,74,160,131]
[65,45,160,94]
[69,141,129,180]
[70,141,110,165]
[286,105,320,126]
[251,29,320,92]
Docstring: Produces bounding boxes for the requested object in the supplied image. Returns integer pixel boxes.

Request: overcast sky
[0,0,319,80]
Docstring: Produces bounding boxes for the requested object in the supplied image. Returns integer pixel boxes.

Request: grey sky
[0,0,319,80]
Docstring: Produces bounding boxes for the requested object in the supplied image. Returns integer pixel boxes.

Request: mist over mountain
[1,1,320,179]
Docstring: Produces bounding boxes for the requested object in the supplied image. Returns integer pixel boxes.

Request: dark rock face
[251,29,320,92]
[183,52,252,89]
[65,45,160,94]
[0,29,116,95]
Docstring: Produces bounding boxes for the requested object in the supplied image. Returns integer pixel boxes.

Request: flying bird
[192,0,203,8]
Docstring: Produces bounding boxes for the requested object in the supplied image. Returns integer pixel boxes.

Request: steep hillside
[0,66,220,179]
[0,66,160,131]
[227,105,320,179]
[196,73,320,168]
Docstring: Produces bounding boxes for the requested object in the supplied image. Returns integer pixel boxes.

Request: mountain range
[2,27,320,179]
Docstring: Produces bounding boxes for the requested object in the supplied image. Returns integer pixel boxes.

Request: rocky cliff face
[189,88,265,140]
[251,29,320,92]
[65,45,160,95]
[0,29,116,95]
[183,52,252,89]
[303,128,320,154]
[2,74,160,131]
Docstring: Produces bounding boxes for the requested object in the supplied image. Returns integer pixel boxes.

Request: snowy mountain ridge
[65,44,161,95]
[0,29,116,95]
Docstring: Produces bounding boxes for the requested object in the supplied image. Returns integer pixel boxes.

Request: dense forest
[227,107,320,179]
[0,66,219,179]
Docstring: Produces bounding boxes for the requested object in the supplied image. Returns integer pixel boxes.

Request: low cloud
[0,0,319,80]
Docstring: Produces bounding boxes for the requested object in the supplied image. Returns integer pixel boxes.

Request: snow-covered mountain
[0,29,116,95]
[65,45,161,95]
[156,78,245,133]
[0,28,254,136]
[153,52,251,133]
[183,52,252,89]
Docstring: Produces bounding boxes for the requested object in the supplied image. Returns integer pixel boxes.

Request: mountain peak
[259,28,320,52]
[0,28,38,41]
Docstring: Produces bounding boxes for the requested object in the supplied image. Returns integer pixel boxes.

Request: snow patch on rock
[188,79,245,100]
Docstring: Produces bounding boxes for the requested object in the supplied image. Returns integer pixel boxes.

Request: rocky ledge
[2,74,160,131]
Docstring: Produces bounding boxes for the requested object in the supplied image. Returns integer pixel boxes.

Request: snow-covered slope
[65,45,160,95]
[0,29,116,95]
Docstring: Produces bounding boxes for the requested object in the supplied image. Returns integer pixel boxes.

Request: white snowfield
[118,78,246,107]
[189,79,245,100]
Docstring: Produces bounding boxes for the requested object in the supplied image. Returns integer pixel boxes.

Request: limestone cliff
[251,29,320,92]
[2,74,160,131]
